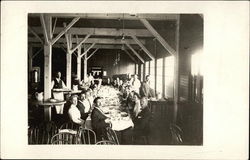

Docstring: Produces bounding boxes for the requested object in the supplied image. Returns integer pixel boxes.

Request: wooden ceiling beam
[28,26,44,44]
[70,34,91,53]
[140,18,176,55]
[123,49,137,63]
[130,35,154,60]
[29,43,141,50]
[125,41,144,63]
[87,48,99,60]
[30,13,178,20]
[30,27,153,37]
[40,14,49,45]
[51,17,80,45]
[80,43,96,57]
[28,37,145,45]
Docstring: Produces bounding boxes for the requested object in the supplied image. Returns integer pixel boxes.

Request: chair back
[51,132,77,145]
[106,127,119,144]
[28,126,40,144]
[170,123,183,145]
[95,140,117,145]
[60,121,81,131]
[28,121,58,144]
[77,127,96,144]
[39,121,58,144]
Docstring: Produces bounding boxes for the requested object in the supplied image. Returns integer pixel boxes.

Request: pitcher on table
[51,71,68,114]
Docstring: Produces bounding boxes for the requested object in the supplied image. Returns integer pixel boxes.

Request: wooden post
[43,15,52,121]
[28,46,33,82]
[77,46,81,80]
[66,34,72,89]
[83,54,87,81]
[143,63,146,81]
[162,57,166,98]
[43,15,52,100]
[173,15,180,123]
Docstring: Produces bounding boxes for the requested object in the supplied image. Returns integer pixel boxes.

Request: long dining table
[85,86,134,144]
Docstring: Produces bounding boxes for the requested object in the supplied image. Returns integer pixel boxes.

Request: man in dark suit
[77,91,90,121]
[91,97,111,141]
[133,96,152,142]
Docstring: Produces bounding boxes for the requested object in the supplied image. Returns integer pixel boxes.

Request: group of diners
[31,71,157,144]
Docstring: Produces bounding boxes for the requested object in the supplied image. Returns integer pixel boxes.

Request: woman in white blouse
[68,95,85,125]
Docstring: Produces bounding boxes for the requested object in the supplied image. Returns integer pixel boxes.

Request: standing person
[139,75,155,99]
[132,74,141,94]
[91,97,111,141]
[68,95,85,126]
[51,71,68,115]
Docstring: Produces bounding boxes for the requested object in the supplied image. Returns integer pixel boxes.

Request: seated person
[91,97,111,141]
[68,95,85,126]
[133,96,152,137]
[127,90,135,113]
[77,91,91,121]
[132,92,141,119]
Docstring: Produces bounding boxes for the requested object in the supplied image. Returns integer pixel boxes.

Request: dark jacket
[76,101,89,121]
[53,78,63,89]
[133,107,152,136]
[91,107,110,140]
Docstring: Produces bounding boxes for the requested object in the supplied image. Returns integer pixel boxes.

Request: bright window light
[191,49,203,76]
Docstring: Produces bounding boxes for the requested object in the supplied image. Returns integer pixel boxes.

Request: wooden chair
[106,127,119,144]
[76,128,96,144]
[95,140,116,145]
[28,121,58,144]
[170,123,183,145]
[51,132,77,145]
[28,126,40,144]
[39,121,58,144]
[60,121,81,131]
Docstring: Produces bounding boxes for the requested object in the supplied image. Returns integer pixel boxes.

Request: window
[149,60,155,90]
[135,64,139,75]
[145,61,149,77]
[164,56,174,98]
[191,51,203,76]
[156,58,163,94]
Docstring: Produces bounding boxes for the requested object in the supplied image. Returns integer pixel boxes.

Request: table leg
[44,106,51,121]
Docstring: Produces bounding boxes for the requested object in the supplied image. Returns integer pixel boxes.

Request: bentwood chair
[51,132,77,145]
[170,123,183,145]
[60,121,81,130]
[39,121,58,144]
[95,140,117,145]
[28,126,40,144]
[28,121,58,144]
[76,127,96,144]
[106,127,119,144]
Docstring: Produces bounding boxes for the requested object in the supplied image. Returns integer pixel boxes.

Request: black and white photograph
[1,1,249,159]
[27,13,203,145]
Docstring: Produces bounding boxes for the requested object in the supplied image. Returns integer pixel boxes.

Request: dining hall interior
[27,13,203,145]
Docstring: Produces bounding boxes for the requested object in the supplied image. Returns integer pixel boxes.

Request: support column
[173,15,180,123]
[28,46,33,82]
[77,46,81,80]
[143,63,146,81]
[163,57,166,98]
[66,34,72,89]
[83,54,87,81]
[43,15,52,101]
[66,53,72,88]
